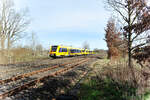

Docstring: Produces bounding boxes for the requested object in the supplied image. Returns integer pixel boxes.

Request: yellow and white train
[49,45,94,58]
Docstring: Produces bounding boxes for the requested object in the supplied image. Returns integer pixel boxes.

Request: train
[49,45,94,58]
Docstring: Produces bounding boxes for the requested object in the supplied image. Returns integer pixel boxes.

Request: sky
[14,0,111,50]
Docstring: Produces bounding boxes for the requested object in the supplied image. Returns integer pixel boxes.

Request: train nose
[50,52,55,56]
[50,52,54,54]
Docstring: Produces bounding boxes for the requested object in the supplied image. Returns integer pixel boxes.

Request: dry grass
[98,63,148,94]
[0,48,48,64]
[81,59,150,100]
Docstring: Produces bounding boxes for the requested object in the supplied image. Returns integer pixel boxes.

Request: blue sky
[14,0,111,50]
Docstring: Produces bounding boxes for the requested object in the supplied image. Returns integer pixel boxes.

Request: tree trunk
[128,6,137,85]
[128,37,132,67]
[1,37,5,50]
[128,29,137,86]
[7,36,10,63]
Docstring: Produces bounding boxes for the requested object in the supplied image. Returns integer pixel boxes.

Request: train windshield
[70,49,76,53]
[51,46,58,52]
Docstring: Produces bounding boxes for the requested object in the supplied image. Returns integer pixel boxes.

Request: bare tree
[105,0,150,67]
[83,41,90,49]
[36,44,43,55]
[0,0,30,51]
[105,0,150,85]
[29,32,38,57]
[30,32,36,50]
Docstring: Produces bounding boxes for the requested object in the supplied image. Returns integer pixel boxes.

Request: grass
[79,79,101,100]
[143,92,150,100]
[79,77,138,100]
[0,49,48,64]
[78,59,150,100]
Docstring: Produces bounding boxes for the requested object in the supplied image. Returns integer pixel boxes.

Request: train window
[79,50,81,53]
[62,48,65,52]
[78,50,80,53]
[62,48,67,52]
[70,49,73,53]
[65,48,67,52]
[59,48,62,52]
[51,46,58,52]
[70,49,75,53]
[75,49,77,53]
[65,48,68,52]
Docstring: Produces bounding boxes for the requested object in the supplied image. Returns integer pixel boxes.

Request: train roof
[51,45,91,51]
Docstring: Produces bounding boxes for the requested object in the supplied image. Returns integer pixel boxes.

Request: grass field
[78,59,150,100]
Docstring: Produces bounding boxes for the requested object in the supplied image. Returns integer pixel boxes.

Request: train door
[62,48,68,56]
[58,48,63,56]
[68,48,71,56]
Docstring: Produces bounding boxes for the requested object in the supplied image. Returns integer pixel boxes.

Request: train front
[49,46,58,57]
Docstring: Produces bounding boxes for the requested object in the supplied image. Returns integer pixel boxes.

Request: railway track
[0,57,52,67]
[0,58,85,84]
[0,58,90,99]
[0,56,85,68]
[0,56,85,80]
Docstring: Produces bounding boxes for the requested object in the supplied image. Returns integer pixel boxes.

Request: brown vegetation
[106,0,150,67]
[105,19,127,60]
[104,0,150,93]
[0,46,47,64]
[96,61,150,99]
[133,46,150,67]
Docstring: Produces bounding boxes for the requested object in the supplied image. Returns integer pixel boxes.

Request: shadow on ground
[14,78,77,100]
[12,66,85,100]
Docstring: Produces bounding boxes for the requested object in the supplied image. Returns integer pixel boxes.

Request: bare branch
[131,43,147,51]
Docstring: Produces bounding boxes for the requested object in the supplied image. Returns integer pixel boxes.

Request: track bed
[0,55,97,99]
